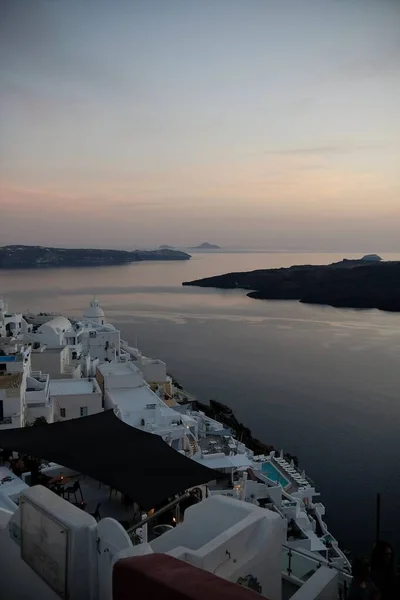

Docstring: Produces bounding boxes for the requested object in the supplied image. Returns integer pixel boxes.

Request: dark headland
[0,245,191,269]
[183,256,400,312]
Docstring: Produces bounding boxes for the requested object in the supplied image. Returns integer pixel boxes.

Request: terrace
[0,372,22,390]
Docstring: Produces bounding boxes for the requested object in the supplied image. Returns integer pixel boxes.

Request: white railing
[30,370,42,378]
[30,370,49,384]
[209,489,239,499]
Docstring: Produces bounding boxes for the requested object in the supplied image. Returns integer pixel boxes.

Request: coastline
[182,259,400,313]
[170,376,299,467]
[0,245,191,269]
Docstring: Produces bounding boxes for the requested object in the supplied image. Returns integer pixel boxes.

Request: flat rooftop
[198,433,240,458]
[107,386,181,430]
[0,372,22,389]
[32,345,65,355]
[193,454,251,470]
[49,379,96,396]
[108,385,164,413]
[98,361,141,377]
[42,346,65,354]
[76,321,117,333]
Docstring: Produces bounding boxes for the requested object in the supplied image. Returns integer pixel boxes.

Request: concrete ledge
[290,566,339,600]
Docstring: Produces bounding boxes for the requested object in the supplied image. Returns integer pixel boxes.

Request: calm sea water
[2,251,400,555]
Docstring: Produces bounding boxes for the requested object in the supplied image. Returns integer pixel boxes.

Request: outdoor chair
[90,503,101,521]
[63,481,82,503]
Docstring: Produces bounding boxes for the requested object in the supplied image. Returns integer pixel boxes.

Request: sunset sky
[1,0,399,250]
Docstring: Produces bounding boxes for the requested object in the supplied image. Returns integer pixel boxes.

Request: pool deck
[253,456,313,492]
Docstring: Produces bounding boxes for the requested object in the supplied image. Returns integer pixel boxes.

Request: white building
[0,372,25,429]
[0,298,32,338]
[96,361,143,393]
[30,345,81,379]
[34,316,75,347]
[49,378,103,422]
[80,298,119,361]
[0,486,348,600]
[0,337,100,427]
[25,370,52,425]
[83,297,105,325]
[30,310,120,364]
[97,361,192,451]
[80,322,120,362]
[0,341,33,429]
[0,339,56,427]
[120,342,172,396]
[0,340,31,376]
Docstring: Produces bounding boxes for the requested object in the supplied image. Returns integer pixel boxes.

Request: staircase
[189,436,200,455]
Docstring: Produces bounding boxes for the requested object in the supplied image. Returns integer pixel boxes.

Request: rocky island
[183,257,400,312]
[0,245,191,269]
[191,242,221,250]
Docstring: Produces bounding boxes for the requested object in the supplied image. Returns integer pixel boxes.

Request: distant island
[0,245,191,269]
[359,254,382,262]
[183,256,400,312]
[191,242,221,250]
[159,244,175,250]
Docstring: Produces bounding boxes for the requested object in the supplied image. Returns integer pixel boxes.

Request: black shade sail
[0,410,222,509]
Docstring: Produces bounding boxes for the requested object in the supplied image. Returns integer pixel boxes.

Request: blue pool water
[261,462,289,487]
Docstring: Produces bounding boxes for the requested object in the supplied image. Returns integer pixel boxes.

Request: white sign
[21,498,68,598]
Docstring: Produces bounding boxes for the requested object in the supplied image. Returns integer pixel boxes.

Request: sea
[2,251,400,557]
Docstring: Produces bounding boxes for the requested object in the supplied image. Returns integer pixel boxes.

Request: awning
[193,454,252,470]
[193,456,233,470]
[228,455,252,468]
[0,410,222,510]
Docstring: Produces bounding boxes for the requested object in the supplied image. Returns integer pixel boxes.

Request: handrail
[282,542,351,577]
[127,492,190,538]
[282,541,352,600]
[282,543,351,599]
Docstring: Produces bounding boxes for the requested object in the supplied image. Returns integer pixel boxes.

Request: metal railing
[282,543,351,599]
[127,492,190,541]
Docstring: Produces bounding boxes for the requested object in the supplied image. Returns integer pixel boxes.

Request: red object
[113,554,265,600]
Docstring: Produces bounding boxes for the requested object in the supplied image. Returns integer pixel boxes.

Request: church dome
[83,298,105,323]
[38,316,72,334]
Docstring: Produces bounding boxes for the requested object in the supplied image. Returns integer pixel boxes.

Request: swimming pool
[261,462,289,487]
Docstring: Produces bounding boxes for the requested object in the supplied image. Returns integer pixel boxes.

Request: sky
[0,0,399,251]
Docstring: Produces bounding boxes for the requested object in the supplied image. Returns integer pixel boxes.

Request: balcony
[282,543,351,599]
[0,372,23,392]
[26,373,50,404]
[30,370,49,382]
[0,414,22,428]
[61,363,82,379]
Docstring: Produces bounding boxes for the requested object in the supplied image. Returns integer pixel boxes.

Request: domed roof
[39,316,72,334]
[83,297,105,319]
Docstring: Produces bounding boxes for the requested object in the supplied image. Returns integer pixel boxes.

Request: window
[60,408,66,418]
[80,406,88,417]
